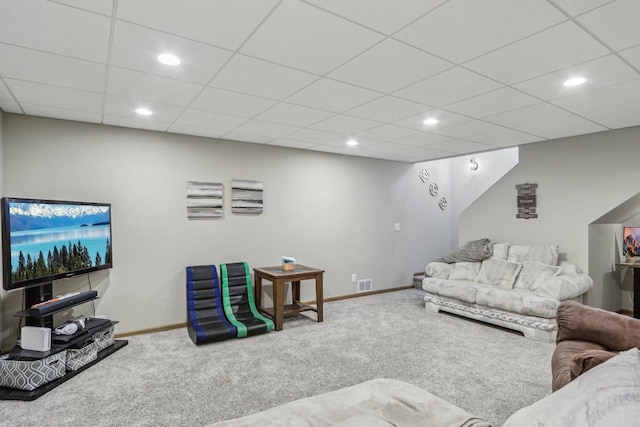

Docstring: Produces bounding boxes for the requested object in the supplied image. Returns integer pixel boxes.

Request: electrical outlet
[351,274,357,283]
[394,223,400,231]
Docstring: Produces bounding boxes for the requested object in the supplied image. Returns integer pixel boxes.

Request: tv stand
[0,282,128,401]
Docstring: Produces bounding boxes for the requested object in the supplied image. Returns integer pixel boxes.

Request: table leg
[315,273,323,323]
[292,280,301,304]
[634,269,640,319]
[273,279,284,331]
[254,272,262,310]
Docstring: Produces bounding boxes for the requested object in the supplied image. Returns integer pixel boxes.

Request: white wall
[460,126,640,309]
[449,148,518,248]
[1,114,456,348]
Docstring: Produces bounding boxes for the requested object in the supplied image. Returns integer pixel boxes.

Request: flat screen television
[623,226,640,258]
[1,197,113,291]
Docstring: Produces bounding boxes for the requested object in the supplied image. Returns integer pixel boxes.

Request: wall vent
[357,279,372,293]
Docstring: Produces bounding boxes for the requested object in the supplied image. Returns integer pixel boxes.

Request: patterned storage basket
[92,326,115,352]
[0,351,67,391]
[66,341,98,372]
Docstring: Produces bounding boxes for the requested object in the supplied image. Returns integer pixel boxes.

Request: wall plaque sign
[516,183,538,219]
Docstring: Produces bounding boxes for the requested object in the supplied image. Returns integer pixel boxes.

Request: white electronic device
[21,326,52,352]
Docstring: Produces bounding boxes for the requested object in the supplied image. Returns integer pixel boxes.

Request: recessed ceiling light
[135,108,153,116]
[157,53,181,66]
[423,118,439,126]
[563,77,586,87]
[346,139,358,147]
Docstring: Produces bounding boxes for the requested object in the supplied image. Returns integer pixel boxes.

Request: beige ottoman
[208,378,491,427]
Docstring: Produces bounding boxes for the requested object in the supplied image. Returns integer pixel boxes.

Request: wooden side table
[616,262,640,318]
[253,265,324,331]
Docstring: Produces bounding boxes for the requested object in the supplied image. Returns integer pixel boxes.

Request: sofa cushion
[536,274,593,301]
[475,287,559,318]
[449,262,480,282]
[207,378,492,427]
[422,278,478,304]
[491,242,509,260]
[504,348,640,427]
[570,349,618,381]
[477,258,522,288]
[514,261,560,291]
[425,262,451,279]
[507,244,559,265]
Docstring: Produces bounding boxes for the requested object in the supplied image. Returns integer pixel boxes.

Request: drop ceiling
[1,0,639,163]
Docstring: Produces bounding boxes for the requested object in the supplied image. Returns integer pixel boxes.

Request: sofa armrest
[535,273,592,301]
[555,300,640,349]
[425,262,451,279]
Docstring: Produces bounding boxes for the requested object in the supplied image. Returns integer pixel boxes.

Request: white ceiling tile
[21,102,102,123]
[117,0,279,51]
[231,119,301,139]
[393,145,449,159]
[175,109,247,132]
[346,96,433,123]
[619,45,640,70]
[305,0,446,35]
[309,144,350,155]
[426,138,493,154]
[287,78,380,112]
[463,128,541,146]
[329,39,453,93]
[357,124,419,142]
[190,87,275,118]
[393,109,472,131]
[515,114,607,139]
[223,131,274,144]
[465,22,610,85]
[432,120,504,139]
[395,0,566,64]
[255,103,333,127]
[577,0,640,50]
[514,55,640,101]
[240,0,383,74]
[0,99,23,114]
[445,88,540,118]
[310,115,380,134]
[51,0,113,16]
[0,44,106,92]
[394,67,503,107]
[103,115,171,132]
[107,67,203,106]
[267,139,316,149]
[395,132,452,147]
[552,0,614,16]
[110,21,232,85]
[0,1,110,62]
[285,128,342,143]
[484,103,570,128]
[210,54,318,101]
[551,79,640,126]
[5,79,103,112]
[0,79,14,99]
[363,141,408,154]
[167,124,226,140]
[104,96,184,122]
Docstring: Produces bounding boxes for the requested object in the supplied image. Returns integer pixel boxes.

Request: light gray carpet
[0,289,555,426]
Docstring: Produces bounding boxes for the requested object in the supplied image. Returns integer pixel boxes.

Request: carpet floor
[0,289,555,426]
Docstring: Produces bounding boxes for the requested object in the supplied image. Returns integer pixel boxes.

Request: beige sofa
[422,243,592,341]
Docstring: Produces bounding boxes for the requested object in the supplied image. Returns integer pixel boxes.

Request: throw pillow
[491,242,509,260]
[514,261,561,291]
[559,260,582,275]
[425,262,451,279]
[449,262,480,282]
[507,244,559,265]
[476,258,522,288]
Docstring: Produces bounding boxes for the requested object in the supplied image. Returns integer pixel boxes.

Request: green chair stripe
[220,263,247,338]
[242,262,274,332]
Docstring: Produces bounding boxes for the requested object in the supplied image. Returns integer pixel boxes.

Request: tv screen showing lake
[8,202,112,281]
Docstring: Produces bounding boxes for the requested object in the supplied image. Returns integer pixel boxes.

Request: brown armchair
[551,300,640,391]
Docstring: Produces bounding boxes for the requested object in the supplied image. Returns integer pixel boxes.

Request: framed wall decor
[231,179,263,214]
[186,181,223,219]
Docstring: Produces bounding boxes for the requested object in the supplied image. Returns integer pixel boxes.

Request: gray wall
[1,114,458,347]
[459,126,640,309]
